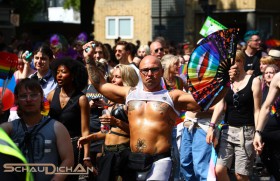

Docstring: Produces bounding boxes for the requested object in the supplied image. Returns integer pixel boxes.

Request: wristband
[83,157,91,161]
[209,122,215,128]
[254,130,262,136]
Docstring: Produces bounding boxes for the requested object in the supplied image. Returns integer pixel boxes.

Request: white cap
[268,49,280,59]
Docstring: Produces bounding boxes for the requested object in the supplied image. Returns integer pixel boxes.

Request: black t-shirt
[244,51,262,77]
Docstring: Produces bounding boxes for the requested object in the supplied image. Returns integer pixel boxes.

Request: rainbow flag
[175,111,186,125]
[207,145,217,181]
[179,64,188,76]
[41,98,50,116]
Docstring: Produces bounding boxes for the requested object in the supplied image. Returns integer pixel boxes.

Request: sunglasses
[154,48,164,53]
[140,67,161,76]
[233,93,239,109]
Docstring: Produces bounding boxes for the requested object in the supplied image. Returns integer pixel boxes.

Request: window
[106,16,133,39]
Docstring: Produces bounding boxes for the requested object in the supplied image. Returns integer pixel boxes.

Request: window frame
[105,16,134,39]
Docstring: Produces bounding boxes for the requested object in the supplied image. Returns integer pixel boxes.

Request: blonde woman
[259,56,276,76]
[206,50,262,181]
[161,54,188,91]
[78,64,139,181]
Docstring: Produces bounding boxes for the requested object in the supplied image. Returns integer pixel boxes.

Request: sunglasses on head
[154,48,164,53]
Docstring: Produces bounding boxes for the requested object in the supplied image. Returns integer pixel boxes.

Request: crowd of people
[0,29,280,181]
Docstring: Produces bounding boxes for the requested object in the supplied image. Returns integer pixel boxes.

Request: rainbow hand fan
[187,28,239,111]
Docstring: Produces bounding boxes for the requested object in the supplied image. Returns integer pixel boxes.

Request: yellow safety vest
[0,128,33,181]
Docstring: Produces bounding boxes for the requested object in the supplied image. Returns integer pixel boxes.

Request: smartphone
[24,50,33,62]
[92,97,100,101]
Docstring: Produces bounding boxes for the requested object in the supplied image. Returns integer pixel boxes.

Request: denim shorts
[217,126,255,176]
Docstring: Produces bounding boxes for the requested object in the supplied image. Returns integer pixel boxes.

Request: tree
[63,0,80,11]
[10,0,43,24]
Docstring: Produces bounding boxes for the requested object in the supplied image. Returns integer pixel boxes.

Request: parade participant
[79,64,139,181]
[207,50,262,181]
[150,40,165,60]
[28,45,57,97]
[0,78,74,181]
[254,69,280,180]
[243,30,263,76]
[47,58,95,180]
[83,41,237,180]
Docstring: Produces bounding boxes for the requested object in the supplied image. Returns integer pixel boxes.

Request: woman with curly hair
[47,57,96,180]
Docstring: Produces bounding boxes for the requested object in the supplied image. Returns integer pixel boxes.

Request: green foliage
[63,0,80,11]
[10,0,43,23]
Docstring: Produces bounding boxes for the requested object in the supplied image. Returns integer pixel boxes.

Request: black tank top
[49,87,84,137]
[262,85,280,132]
[224,76,255,127]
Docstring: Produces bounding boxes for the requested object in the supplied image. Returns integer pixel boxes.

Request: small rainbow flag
[271,105,276,115]
[175,111,186,125]
[179,64,188,76]
[41,98,50,116]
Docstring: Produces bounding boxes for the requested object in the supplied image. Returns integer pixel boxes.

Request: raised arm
[83,41,129,103]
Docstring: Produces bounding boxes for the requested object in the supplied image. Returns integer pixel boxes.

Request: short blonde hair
[138,45,150,55]
[260,56,276,65]
[113,64,139,87]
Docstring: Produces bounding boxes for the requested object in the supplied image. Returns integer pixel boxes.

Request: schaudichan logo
[4,163,94,175]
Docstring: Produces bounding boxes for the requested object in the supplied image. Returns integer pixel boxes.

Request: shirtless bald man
[83,41,237,180]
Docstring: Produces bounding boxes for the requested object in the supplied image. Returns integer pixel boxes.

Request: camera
[85,44,96,53]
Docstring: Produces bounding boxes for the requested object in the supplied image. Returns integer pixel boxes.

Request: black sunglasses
[233,93,239,109]
[154,48,164,53]
[140,67,161,76]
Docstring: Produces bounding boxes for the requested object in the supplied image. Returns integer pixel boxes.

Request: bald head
[138,55,163,91]
[139,55,162,69]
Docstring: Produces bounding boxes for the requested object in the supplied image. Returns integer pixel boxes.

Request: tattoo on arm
[87,64,101,85]
[135,138,147,152]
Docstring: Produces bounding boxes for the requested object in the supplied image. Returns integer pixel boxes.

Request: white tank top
[126,88,180,116]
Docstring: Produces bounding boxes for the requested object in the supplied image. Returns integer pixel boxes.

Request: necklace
[233,77,245,92]
[60,90,75,108]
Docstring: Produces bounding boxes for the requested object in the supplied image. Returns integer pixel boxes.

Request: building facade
[94,0,280,46]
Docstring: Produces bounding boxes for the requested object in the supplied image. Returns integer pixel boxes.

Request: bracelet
[254,130,262,136]
[209,122,216,128]
[83,157,91,161]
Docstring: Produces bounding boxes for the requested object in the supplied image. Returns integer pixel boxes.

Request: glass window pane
[119,19,131,36]
[108,19,115,36]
